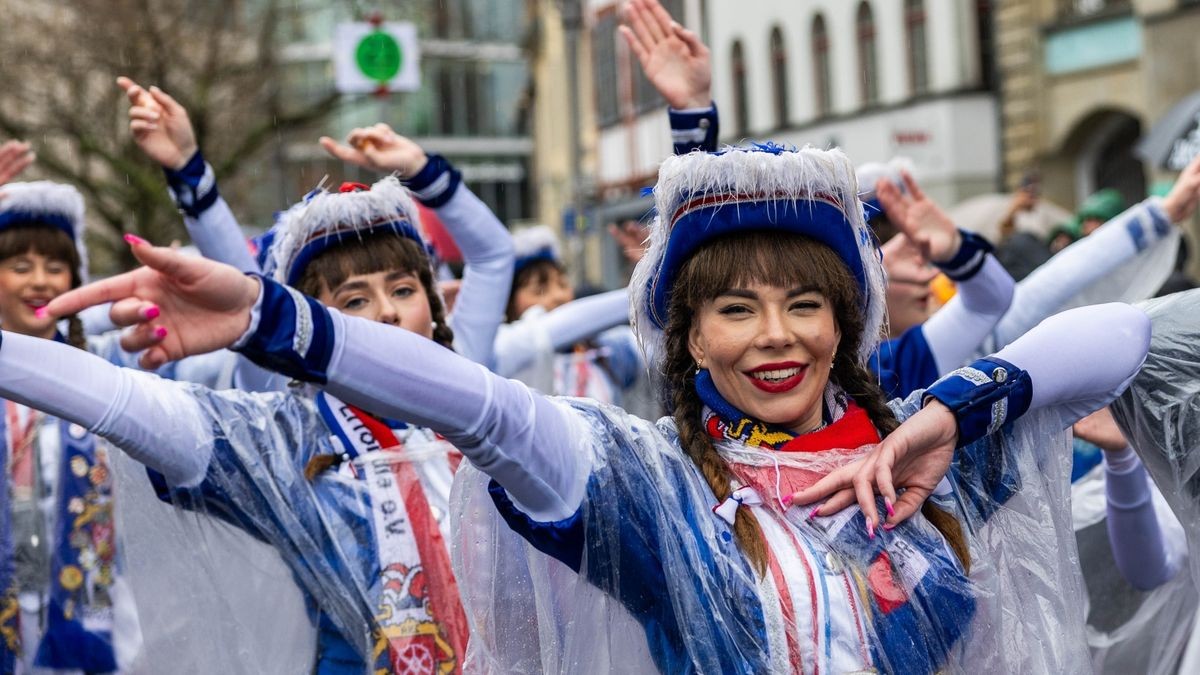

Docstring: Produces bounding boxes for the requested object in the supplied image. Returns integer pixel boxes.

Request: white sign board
[333,22,421,94]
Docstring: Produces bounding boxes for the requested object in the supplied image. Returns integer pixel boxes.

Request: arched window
[811,14,832,116]
[905,0,929,95]
[731,40,750,137]
[856,2,879,106]
[769,26,789,128]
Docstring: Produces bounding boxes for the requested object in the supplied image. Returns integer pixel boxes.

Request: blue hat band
[514,249,560,276]
[647,195,866,329]
[0,211,77,242]
[284,217,428,286]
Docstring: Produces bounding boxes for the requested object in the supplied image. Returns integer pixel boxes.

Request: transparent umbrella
[947,193,1074,243]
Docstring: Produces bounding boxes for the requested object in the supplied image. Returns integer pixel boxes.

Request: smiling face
[0,225,81,339]
[688,283,840,433]
[508,259,575,321]
[882,233,936,337]
[667,231,861,435]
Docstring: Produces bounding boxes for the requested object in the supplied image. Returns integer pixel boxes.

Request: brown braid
[665,231,969,574]
[66,314,88,351]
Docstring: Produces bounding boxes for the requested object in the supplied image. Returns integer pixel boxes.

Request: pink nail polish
[154,326,168,339]
[34,307,48,319]
[807,506,820,521]
[143,306,160,320]
[124,233,149,246]
[867,520,876,540]
[885,498,895,518]
[780,494,793,509]
[883,522,896,531]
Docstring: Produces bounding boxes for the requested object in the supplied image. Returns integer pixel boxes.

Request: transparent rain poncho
[109,383,464,673]
[450,391,1090,674]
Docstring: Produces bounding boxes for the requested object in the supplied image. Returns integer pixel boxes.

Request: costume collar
[695,369,880,452]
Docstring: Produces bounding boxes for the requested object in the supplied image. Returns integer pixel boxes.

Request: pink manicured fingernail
[154,326,168,339]
[143,306,160,320]
[867,520,876,540]
[780,494,793,509]
[124,233,148,246]
[885,498,895,518]
[807,505,820,521]
[34,307,48,319]
[883,522,896,531]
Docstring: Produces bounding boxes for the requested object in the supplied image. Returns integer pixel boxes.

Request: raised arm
[118,76,258,273]
[321,127,514,367]
[989,155,1200,351]
[0,331,211,487]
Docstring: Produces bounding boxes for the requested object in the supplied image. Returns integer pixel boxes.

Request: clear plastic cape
[108,383,459,673]
[450,394,1090,674]
[1070,464,1197,674]
[1109,289,1200,666]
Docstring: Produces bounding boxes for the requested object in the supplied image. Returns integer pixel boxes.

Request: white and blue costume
[204,146,1143,673]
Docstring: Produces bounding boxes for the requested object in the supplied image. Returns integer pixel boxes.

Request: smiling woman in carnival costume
[28,142,1152,673]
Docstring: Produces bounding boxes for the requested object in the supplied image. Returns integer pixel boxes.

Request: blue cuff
[669,104,719,154]
[163,150,219,218]
[924,357,1032,447]
[1126,201,1172,252]
[232,275,335,384]
[935,230,993,281]
[402,153,461,208]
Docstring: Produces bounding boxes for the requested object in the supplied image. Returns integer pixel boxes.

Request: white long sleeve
[439,183,514,369]
[987,198,1172,352]
[494,289,631,378]
[184,197,259,273]
[924,256,1015,375]
[0,332,213,487]
[321,310,589,522]
[993,303,1149,428]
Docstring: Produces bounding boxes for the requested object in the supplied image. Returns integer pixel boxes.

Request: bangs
[511,258,565,295]
[296,231,432,297]
[673,231,860,311]
[0,224,81,285]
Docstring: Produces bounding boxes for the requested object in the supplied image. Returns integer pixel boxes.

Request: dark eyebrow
[385,270,417,282]
[717,289,758,300]
[787,285,822,297]
[333,280,369,294]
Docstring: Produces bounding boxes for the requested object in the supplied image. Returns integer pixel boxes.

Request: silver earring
[695,359,704,374]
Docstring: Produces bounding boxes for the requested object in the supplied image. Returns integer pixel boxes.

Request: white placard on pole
[333,22,421,94]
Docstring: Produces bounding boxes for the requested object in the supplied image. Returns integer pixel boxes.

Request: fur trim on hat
[511,224,562,272]
[0,181,89,283]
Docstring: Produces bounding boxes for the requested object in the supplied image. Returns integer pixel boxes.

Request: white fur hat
[630,144,886,368]
[265,177,431,286]
[0,181,89,283]
[510,224,562,274]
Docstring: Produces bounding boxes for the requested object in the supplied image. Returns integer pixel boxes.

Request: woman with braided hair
[35,144,1146,673]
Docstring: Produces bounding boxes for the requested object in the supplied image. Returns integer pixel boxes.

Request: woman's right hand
[117,77,199,171]
[620,0,711,110]
[45,237,259,369]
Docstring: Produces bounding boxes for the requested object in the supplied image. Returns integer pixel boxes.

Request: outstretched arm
[119,76,258,273]
[0,331,211,487]
[46,243,589,522]
[493,289,630,378]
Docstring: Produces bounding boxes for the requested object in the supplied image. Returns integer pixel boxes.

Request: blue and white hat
[630,144,886,366]
[0,181,89,283]
[266,177,432,286]
[511,224,562,275]
[855,157,912,223]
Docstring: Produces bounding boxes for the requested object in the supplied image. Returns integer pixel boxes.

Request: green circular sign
[355,31,402,82]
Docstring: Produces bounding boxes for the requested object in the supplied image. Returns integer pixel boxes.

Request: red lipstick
[744,361,808,393]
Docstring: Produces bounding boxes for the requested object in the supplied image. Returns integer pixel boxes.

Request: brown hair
[507,258,568,322]
[294,230,454,349]
[0,224,87,350]
[662,231,967,574]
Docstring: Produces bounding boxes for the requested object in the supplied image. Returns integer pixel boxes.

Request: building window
[856,1,879,107]
[905,0,928,95]
[731,40,749,137]
[593,12,620,127]
[812,14,832,116]
[770,26,789,128]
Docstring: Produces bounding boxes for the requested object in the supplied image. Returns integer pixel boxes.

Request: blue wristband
[924,357,1032,447]
[669,104,719,154]
[163,151,219,218]
[935,230,993,281]
[403,154,462,208]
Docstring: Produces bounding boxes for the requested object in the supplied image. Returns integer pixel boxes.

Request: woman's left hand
[790,400,958,531]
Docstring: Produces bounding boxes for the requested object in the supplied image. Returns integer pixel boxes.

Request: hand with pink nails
[45,237,259,369]
[117,76,199,171]
[788,400,958,529]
